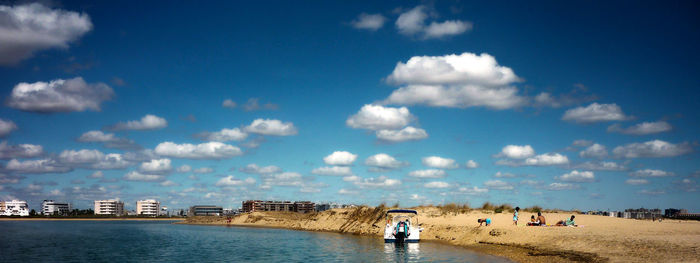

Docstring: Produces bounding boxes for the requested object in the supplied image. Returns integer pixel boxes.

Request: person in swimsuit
[478,218,491,226]
[513,206,520,225]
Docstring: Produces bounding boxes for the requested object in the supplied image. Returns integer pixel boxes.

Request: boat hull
[384,238,419,243]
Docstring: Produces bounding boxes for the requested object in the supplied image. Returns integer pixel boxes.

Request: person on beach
[555,215,576,226]
[478,218,491,226]
[513,206,520,225]
[537,212,546,226]
[527,215,540,226]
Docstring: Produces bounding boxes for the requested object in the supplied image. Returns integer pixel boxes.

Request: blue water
[0,221,511,262]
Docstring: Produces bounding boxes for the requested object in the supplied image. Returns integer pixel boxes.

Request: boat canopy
[386,209,417,214]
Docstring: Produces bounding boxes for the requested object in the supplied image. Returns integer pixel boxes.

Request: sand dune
[183,206,700,262]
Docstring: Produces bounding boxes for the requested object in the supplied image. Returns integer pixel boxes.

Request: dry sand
[182,206,700,263]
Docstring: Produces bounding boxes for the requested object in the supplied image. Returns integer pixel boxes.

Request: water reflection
[384,243,422,262]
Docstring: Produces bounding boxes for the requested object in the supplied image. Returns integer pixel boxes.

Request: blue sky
[0,1,698,212]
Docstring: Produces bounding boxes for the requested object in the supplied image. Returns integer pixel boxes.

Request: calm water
[0,221,511,262]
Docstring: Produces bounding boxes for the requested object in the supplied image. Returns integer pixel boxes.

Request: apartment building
[41,200,71,216]
[188,205,223,216]
[136,199,160,217]
[1,200,29,216]
[94,199,125,216]
[242,200,315,213]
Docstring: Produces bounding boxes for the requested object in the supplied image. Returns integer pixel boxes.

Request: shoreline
[0,217,184,221]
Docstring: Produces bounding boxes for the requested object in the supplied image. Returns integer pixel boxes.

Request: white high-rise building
[94,199,125,216]
[42,200,71,216]
[2,200,29,216]
[136,199,160,217]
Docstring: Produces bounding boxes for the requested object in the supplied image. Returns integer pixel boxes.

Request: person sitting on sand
[478,218,491,226]
[527,215,540,226]
[537,212,546,226]
[555,215,576,226]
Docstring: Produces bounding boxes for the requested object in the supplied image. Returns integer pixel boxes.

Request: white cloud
[546,182,579,191]
[242,98,278,111]
[176,165,191,173]
[608,121,671,135]
[494,172,516,178]
[562,103,629,123]
[422,156,458,169]
[240,164,282,175]
[465,160,479,169]
[0,3,92,65]
[111,114,167,131]
[338,188,359,195]
[0,141,43,159]
[353,176,401,189]
[261,172,305,187]
[123,171,164,182]
[215,176,255,187]
[365,153,407,170]
[160,180,180,187]
[383,52,525,110]
[579,143,608,159]
[612,140,692,158]
[7,77,113,113]
[638,189,665,195]
[457,186,489,195]
[484,180,514,190]
[556,170,595,183]
[524,153,569,166]
[497,145,535,159]
[311,166,353,176]
[625,179,649,185]
[196,128,248,142]
[376,126,428,142]
[88,171,103,178]
[342,175,361,182]
[58,149,131,170]
[154,142,243,159]
[139,158,172,174]
[351,13,386,31]
[395,6,471,39]
[77,130,115,142]
[424,181,450,188]
[408,169,446,178]
[222,99,236,108]
[0,119,18,137]
[5,158,71,174]
[629,169,674,177]
[573,161,627,171]
[194,167,214,174]
[346,104,413,130]
[323,151,358,166]
[244,119,297,136]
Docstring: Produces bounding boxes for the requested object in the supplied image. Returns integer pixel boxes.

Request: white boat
[383,209,422,243]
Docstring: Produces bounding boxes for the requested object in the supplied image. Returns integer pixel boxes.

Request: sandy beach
[182,206,700,262]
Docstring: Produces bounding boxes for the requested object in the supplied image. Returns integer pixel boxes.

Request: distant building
[316,203,331,212]
[294,201,315,213]
[1,200,29,216]
[160,206,168,216]
[242,200,315,213]
[242,200,264,213]
[41,200,71,216]
[94,199,125,216]
[136,199,160,217]
[189,205,223,216]
[624,208,662,220]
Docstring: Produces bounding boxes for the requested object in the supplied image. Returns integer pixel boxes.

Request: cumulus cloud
[562,103,629,123]
[7,77,113,113]
[424,181,450,188]
[546,182,579,191]
[573,161,627,171]
[395,6,471,39]
[0,141,43,159]
[625,179,649,185]
[556,170,595,182]
[222,99,236,108]
[57,149,131,170]
[0,119,18,137]
[155,142,242,159]
[195,128,248,142]
[422,156,458,169]
[139,158,172,174]
[465,160,479,169]
[5,158,71,174]
[494,172,516,178]
[365,153,407,170]
[376,126,428,142]
[353,176,401,189]
[338,188,359,195]
[484,180,514,190]
[629,169,674,177]
[522,153,569,166]
[312,166,353,176]
[77,130,139,150]
[0,3,92,65]
[160,180,180,187]
[351,13,386,31]
[244,119,297,136]
[383,52,526,110]
[176,165,192,173]
[579,143,608,159]
[408,169,446,178]
[242,98,278,111]
[123,171,165,182]
[110,114,167,131]
[496,145,535,159]
[457,186,489,195]
[239,164,282,175]
[215,176,255,187]
[612,140,692,158]
[608,121,672,135]
[260,172,306,187]
[194,167,214,174]
[323,151,358,166]
[347,104,413,130]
